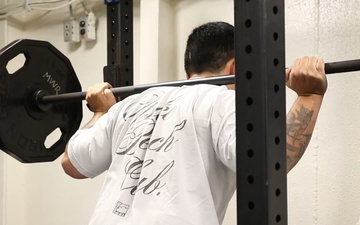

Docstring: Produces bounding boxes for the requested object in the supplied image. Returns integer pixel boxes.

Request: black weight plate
[0,39,82,163]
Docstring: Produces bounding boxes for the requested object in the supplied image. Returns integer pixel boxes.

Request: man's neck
[189,72,215,79]
[188,72,235,90]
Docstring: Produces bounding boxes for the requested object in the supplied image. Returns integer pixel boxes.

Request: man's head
[184,21,235,80]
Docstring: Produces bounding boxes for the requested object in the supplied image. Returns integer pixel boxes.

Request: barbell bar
[38,75,236,105]
[1,39,360,163]
[325,59,360,74]
[36,58,360,106]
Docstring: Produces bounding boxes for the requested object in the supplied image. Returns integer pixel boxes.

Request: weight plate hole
[45,127,62,149]
[6,53,27,75]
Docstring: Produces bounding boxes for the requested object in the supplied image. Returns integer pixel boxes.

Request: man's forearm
[286,95,324,172]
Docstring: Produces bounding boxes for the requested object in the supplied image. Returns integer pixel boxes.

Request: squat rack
[103,0,287,224]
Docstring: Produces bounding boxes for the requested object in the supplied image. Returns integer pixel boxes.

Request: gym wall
[1,0,360,225]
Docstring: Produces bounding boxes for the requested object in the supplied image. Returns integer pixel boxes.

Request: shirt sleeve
[67,113,113,178]
[210,89,236,172]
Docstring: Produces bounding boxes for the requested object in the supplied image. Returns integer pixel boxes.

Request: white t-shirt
[68,84,236,225]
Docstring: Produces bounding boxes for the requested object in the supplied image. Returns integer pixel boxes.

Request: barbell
[0,39,358,163]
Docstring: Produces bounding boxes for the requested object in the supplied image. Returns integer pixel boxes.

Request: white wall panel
[316,0,360,224]
[285,1,319,225]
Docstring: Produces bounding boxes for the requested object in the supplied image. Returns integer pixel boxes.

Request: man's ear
[222,58,236,75]
[229,58,236,75]
[225,58,236,90]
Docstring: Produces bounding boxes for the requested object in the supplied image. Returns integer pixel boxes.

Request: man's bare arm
[61,83,116,179]
[286,95,323,172]
[285,56,327,173]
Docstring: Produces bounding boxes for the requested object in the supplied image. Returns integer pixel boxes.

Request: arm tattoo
[286,105,314,169]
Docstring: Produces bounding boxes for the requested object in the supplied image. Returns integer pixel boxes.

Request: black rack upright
[235,1,287,224]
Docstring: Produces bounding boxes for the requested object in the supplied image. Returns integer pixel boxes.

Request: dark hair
[184,21,234,76]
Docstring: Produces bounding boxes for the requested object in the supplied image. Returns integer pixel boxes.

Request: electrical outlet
[63,19,80,43]
[79,12,96,41]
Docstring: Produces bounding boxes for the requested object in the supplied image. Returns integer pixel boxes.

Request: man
[61,21,327,225]
[183,21,327,171]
